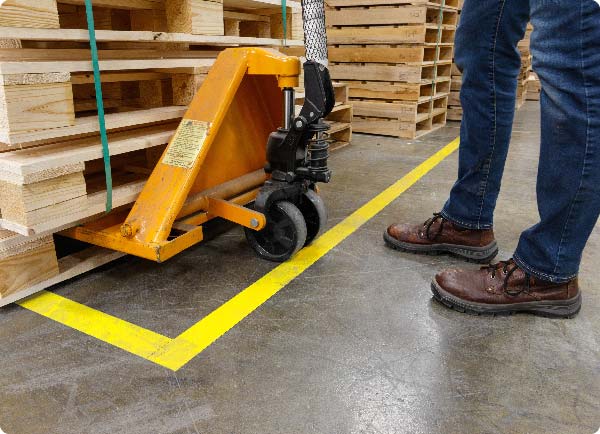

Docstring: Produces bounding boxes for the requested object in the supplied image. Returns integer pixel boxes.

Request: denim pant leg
[513,0,600,283]
[441,0,529,229]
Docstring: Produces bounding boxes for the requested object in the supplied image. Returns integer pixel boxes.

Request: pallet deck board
[352,95,448,122]
[0,123,177,184]
[0,178,146,236]
[0,26,303,46]
[328,45,453,64]
[326,5,458,27]
[0,0,60,29]
[0,105,185,147]
[326,0,459,8]
[327,24,455,45]
[0,57,216,76]
[339,78,450,101]
[328,61,451,84]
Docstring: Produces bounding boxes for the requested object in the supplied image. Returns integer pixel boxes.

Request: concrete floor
[0,102,599,434]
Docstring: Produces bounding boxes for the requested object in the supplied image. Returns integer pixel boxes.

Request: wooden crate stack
[449,21,533,121]
[295,83,353,151]
[323,0,459,139]
[0,0,304,306]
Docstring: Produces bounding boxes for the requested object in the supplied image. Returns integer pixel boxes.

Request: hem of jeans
[440,209,493,230]
[513,253,577,284]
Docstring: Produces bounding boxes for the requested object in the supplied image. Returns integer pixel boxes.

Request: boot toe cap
[387,223,415,242]
[435,268,483,301]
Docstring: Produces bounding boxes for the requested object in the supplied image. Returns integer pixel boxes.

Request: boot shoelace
[422,212,446,240]
[485,259,532,296]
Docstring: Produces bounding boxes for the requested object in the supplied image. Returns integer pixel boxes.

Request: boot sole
[383,231,498,264]
[430,279,582,319]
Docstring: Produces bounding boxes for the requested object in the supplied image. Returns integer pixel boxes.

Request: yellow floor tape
[18,137,459,371]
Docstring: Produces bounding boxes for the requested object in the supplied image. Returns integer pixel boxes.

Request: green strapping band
[282,0,287,45]
[84,0,113,213]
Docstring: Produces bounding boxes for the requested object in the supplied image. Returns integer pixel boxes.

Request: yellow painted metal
[63,48,301,262]
[206,197,266,230]
[178,169,267,219]
[177,188,262,228]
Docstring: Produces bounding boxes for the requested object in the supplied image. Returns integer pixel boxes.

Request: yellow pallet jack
[63,0,335,263]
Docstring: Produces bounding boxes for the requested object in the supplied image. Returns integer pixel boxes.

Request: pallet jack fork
[64,1,336,263]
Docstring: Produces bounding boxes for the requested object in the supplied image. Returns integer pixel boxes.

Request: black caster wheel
[245,201,307,262]
[297,189,327,246]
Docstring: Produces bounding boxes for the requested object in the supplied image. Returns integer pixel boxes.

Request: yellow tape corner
[19,138,460,371]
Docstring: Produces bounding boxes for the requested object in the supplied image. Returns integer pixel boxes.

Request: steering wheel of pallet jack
[298,189,327,246]
[245,201,308,262]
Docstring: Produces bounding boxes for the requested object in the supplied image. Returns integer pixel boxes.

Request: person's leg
[513,0,600,283]
[384,0,529,261]
[441,0,529,229]
[431,0,599,318]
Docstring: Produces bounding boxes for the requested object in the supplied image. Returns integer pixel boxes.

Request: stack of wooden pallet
[448,22,533,121]
[323,0,458,139]
[0,0,304,306]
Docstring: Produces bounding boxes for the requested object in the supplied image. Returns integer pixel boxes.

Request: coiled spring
[307,120,331,174]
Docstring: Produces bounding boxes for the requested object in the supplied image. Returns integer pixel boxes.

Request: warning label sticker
[162,119,210,169]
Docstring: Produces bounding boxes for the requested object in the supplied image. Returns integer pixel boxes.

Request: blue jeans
[441,0,600,283]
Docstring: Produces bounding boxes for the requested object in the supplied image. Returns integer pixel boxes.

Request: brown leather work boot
[431,259,582,318]
[384,212,498,263]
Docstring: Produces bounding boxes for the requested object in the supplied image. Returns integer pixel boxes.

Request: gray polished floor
[0,102,598,434]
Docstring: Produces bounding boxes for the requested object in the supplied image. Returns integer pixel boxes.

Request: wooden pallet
[447,80,461,121]
[450,74,460,91]
[0,122,178,235]
[0,26,304,47]
[526,72,540,101]
[351,92,446,138]
[325,4,458,28]
[295,82,349,106]
[0,0,304,148]
[446,106,462,122]
[327,23,455,45]
[352,110,446,139]
[0,0,302,39]
[328,44,453,65]
[0,229,124,307]
[0,229,59,305]
[328,61,451,85]
[326,0,460,7]
[223,7,302,39]
[338,77,450,102]
[0,67,207,148]
[352,93,446,120]
[326,104,353,150]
